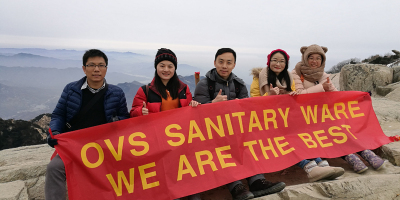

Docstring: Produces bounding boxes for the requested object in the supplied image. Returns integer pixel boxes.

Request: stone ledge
[255,174,400,200]
[0,180,28,200]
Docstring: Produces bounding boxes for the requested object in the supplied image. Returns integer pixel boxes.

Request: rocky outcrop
[260,174,400,200]
[340,64,393,93]
[372,98,400,127]
[371,97,400,167]
[266,175,400,200]
[393,66,400,83]
[376,82,400,96]
[329,73,340,91]
[0,145,52,200]
[0,180,29,200]
[0,118,46,150]
[30,113,51,139]
[385,87,400,102]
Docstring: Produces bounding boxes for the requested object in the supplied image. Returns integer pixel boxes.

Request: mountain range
[0,48,205,78]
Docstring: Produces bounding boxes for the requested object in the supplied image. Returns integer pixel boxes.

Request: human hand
[47,131,59,148]
[189,100,200,107]
[212,89,227,103]
[142,101,149,115]
[269,84,280,95]
[288,91,298,96]
[322,77,332,91]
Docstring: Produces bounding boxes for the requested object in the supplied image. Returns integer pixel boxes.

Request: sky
[1,0,399,82]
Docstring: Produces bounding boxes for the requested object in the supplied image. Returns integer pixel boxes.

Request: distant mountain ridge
[0,48,204,76]
[0,53,81,69]
[0,48,144,60]
[0,65,150,89]
[0,83,57,120]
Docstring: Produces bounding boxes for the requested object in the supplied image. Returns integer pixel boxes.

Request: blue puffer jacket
[50,77,130,133]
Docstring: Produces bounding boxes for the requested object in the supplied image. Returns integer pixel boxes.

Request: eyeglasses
[308,57,322,62]
[270,60,285,64]
[86,64,107,69]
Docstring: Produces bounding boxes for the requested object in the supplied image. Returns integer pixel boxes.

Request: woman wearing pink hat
[251,49,344,182]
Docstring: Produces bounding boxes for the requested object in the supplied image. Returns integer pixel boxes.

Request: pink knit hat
[267,49,290,67]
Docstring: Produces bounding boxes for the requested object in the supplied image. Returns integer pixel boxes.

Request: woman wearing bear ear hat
[291,44,345,182]
[291,44,337,94]
[291,44,385,177]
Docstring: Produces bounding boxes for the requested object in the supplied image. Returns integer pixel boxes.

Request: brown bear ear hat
[295,44,328,83]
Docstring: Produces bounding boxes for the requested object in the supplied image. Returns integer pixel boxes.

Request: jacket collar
[70,77,87,93]
[206,68,245,86]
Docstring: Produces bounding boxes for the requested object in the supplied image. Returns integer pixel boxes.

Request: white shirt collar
[81,79,106,93]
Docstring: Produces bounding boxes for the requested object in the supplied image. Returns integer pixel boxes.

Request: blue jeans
[297,157,323,169]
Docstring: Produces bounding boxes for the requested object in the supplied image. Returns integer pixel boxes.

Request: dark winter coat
[130,78,192,117]
[50,76,130,133]
[193,68,248,104]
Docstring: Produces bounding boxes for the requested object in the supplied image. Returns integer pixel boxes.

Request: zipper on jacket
[226,81,229,100]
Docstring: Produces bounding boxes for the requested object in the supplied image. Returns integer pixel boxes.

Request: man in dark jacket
[194,48,285,200]
[194,48,248,103]
[45,49,130,200]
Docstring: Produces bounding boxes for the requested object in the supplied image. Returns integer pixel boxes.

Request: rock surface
[376,82,400,96]
[30,114,51,139]
[256,174,400,200]
[0,180,28,200]
[393,66,400,83]
[0,145,52,200]
[340,64,393,93]
[0,118,46,151]
[386,87,400,102]
[329,73,340,91]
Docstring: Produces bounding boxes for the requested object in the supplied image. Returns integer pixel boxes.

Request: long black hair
[267,51,292,92]
[154,68,181,99]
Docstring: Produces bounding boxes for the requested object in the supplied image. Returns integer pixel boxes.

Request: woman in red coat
[130,48,200,200]
[130,48,199,117]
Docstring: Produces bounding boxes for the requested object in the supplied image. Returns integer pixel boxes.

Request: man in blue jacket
[45,49,130,200]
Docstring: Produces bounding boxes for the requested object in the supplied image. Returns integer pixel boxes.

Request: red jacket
[130,79,193,117]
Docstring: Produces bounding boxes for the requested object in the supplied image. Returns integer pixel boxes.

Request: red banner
[55,91,390,200]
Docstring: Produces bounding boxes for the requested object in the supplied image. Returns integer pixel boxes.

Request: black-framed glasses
[86,64,107,68]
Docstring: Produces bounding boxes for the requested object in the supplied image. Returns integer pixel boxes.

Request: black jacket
[194,68,248,104]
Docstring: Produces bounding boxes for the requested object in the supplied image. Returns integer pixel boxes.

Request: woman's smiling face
[307,53,322,69]
[269,52,286,75]
[156,60,175,84]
